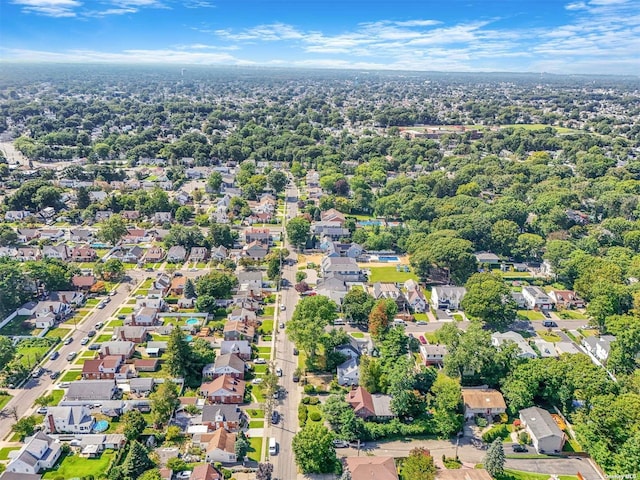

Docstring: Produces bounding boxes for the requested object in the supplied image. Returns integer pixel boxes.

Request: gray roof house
[5,432,62,475]
[492,331,537,359]
[64,380,118,402]
[203,353,245,379]
[321,256,362,282]
[44,406,94,434]
[519,406,565,453]
[167,246,187,262]
[337,357,359,386]
[431,285,467,310]
[220,341,252,360]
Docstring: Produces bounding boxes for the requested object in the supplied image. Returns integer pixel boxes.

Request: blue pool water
[93,420,108,433]
[379,256,400,262]
[358,220,383,227]
[185,335,193,342]
[186,318,199,325]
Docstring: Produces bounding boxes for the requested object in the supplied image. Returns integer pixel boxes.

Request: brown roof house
[204,429,237,464]
[223,321,255,341]
[436,469,493,480]
[461,388,507,420]
[190,463,222,480]
[202,354,245,380]
[344,457,398,480]
[346,387,394,421]
[144,247,165,263]
[72,275,97,290]
[199,375,245,404]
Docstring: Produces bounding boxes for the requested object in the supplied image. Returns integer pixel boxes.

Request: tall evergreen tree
[184,278,196,299]
[484,438,506,477]
[120,440,154,479]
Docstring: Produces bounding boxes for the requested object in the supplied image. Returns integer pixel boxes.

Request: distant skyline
[1,0,639,75]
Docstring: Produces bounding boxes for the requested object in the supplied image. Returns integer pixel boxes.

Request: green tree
[268,170,288,193]
[35,394,54,407]
[122,410,147,441]
[174,206,193,224]
[207,171,223,192]
[196,271,237,299]
[165,327,190,378]
[0,225,18,247]
[209,223,236,248]
[484,439,506,477]
[120,440,154,479]
[0,336,17,370]
[96,258,124,281]
[490,219,520,256]
[0,260,29,318]
[288,295,337,361]
[342,289,375,326]
[256,462,274,480]
[401,448,436,480]
[461,273,516,329]
[368,301,390,339]
[292,423,338,474]
[410,234,477,285]
[97,214,128,245]
[12,416,37,438]
[165,425,183,444]
[286,217,311,249]
[76,186,91,210]
[149,380,180,428]
[321,394,352,429]
[138,469,162,480]
[235,430,250,460]
[184,278,196,299]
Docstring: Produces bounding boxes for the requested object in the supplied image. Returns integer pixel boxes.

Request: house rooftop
[520,406,563,440]
[461,388,507,410]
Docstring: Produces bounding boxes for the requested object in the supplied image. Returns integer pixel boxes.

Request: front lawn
[350,332,364,338]
[45,327,71,340]
[49,389,65,406]
[0,392,12,410]
[253,364,268,374]
[258,346,272,354]
[119,307,134,314]
[366,266,418,283]
[15,338,55,367]
[249,420,264,428]
[252,385,266,403]
[60,370,82,382]
[413,313,429,322]
[0,446,20,460]
[42,450,115,479]
[557,310,588,320]
[0,315,35,336]
[248,436,263,462]
[536,331,562,342]
[517,310,545,321]
[96,334,113,343]
[246,408,265,418]
[108,320,124,327]
[263,306,275,317]
[260,319,274,334]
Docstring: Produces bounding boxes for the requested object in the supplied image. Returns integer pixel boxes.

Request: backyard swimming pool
[185,335,193,342]
[186,318,199,326]
[378,256,400,262]
[93,420,109,433]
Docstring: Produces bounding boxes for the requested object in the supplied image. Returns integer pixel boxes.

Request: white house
[582,335,616,363]
[220,341,252,360]
[431,285,467,310]
[491,331,537,359]
[202,429,237,463]
[419,344,447,366]
[44,406,95,434]
[337,357,359,386]
[321,256,362,282]
[519,406,565,453]
[407,289,428,313]
[522,286,553,310]
[6,432,62,475]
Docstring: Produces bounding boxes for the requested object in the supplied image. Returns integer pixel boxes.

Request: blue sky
[1,0,639,74]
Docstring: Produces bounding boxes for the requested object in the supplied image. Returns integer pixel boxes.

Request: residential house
[337,357,359,386]
[72,275,96,291]
[474,251,501,266]
[220,341,252,360]
[420,344,447,366]
[134,359,159,372]
[228,308,257,323]
[89,191,108,202]
[130,378,154,395]
[81,356,127,380]
[312,221,350,240]
[185,167,212,179]
[533,338,557,358]
[436,470,493,480]
[522,286,553,310]
[370,282,408,311]
[407,289,428,313]
[321,256,362,282]
[344,457,398,480]
[120,210,141,221]
[549,290,585,309]
[71,246,97,262]
[154,212,172,224]
[511,292,527,309]
[113,246,144,263]
[431,285,467,310]
[70,229,92,242]
[38,229,64,241]
[144,247,165,263]
[95,210,113,222]
[335,344,360,362]
[176,190,191,205]
[5,210,31,221]
[145,341,168,357]
[43,245,70,261]
[199,375,245,404]
[346,387,394,421]
[114,326,148,343]
[315,274,348,305]
[170,276,186,296]
[123,228,147,243]
[49,291,84,307]
[127,307,157,326]
[78,434,126,456]
[519,406,565,453]
[237,271,263,297]
[461,388,507,420]
[320,208,346,225]
[242,241,268,260]
[16,229,40,243]
[5,432,62,475]
[555,342,581,356]
[491,332,537,359]
[100,341,136,360]
[582,335,616,363]
[154,274,171,294]
[44,406,94,434]
[244,228,271,245]
[167,246,187,262]
[15,247,41,262]
[190,464,222,480]
[210,246,228,262]
[189,247,209,262]
[135,290,165,310]
[203,354,245,380]
[223,321,255,342]
[64,380,118,402]
[203,429,237,464]
[197,405,244,432]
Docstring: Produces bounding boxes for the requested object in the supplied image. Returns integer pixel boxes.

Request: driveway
[506,457,602,480]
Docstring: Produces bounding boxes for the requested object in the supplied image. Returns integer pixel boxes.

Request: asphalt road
[271,182,301,480]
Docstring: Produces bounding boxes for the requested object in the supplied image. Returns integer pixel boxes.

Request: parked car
[419,336,427,344]
[97,303,105,309]
[95,322,104,329]
[88,343,101,351]
[542,320,557,327]
[117,314,126,320]
[64,337,73,345]
[275,367,283,377]
[512,444,528,453]
[271,411,280,424]
[31,368,44,378]
[292,374,300,382]
[36,407,48,414]
[66,351,77,361]
[254,358,267,364]
[109,290,117,296]
[416,320,428,325]
[332,439,349,448]
[80,337,90,345]
[293,348,299,355]
[279,322,285,329]
[251,378,263,384]
[49,371,60,380]
[348,441,365,448]
[279,305,286,311]
[50,351,60,360]
[87,330,96,338]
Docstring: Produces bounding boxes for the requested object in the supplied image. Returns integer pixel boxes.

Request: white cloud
[565,2,587,10]
[11,0,81,17]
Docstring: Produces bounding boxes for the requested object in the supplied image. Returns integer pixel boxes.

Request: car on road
[271,411,280,424]
[80,337,90,345]
[109,290,117,296]
[31,368,44,378]
[279,305,286,311]
[87,330,96,338]
[95,322,104,329]
[49,371,60,380]
[332,439,349,448]
[97,303,105,309]
[50,351,60,360]
[63,337,73,345]
[254,358,267,364]
[66,351,77,361]
[292,374,300,382]
[117,315,126,320]
[36,407,48,414]
[293,348,299,355]
[275,367,283,377]
[59,382,70,388]
[512,444,528,453]
[542,320,557,327]
[279,322,285,329]
[88,343,101,351]
[445,309,452,315]
[416,321,428,325]
[251,378,263,384]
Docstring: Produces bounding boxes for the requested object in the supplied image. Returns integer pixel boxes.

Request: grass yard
[517,310,545,321]
[253,364,268,374]
[247,409,265,418]
[0,446,20,460]
[119,307,134,314]
[252,385,266,403]
[413,313,429,322]
[263,306,275,317]
[108,320,124,327]
[498,123,581,134]
[249,420,264,429]
[15,339,55,367]
[96,334,113,342]
[60,370,82,382]
[0,316,34,336]
[350,332,364,338]
[258,346,272,354]
[453,314,464,322]
[366,266,418,283]
[500,272,532,278]
[85,299,99,306]
[536,331,562,342]
[579,328,599,337]
[49,389,65,406]
[307,404,323,423]
[248,436,263,462]
[42,450,115,479]
[260,319,274,334]
[44,327,71,340]
[80,351,97,358]
[424,332,439,344]
[557,310,588,320]
[0,392,13,410]
[497,469,578,480]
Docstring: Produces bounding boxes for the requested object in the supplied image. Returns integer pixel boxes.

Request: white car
[80,337,90,345]
[275,367,283,377]
[279,305,286,311]
[254,358,267,364]
[251,378,264,384]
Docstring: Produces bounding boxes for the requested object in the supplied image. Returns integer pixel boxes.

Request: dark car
[88,343,101,351]
[293,348,299,356]
[271,411,280,424]
[49,371,60,379]
[512,444,528,453]
[87,330,96,338]
[118,314,126,320]
[50,351,60,360]
[542,320,557,327]
[292,374,300,382]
